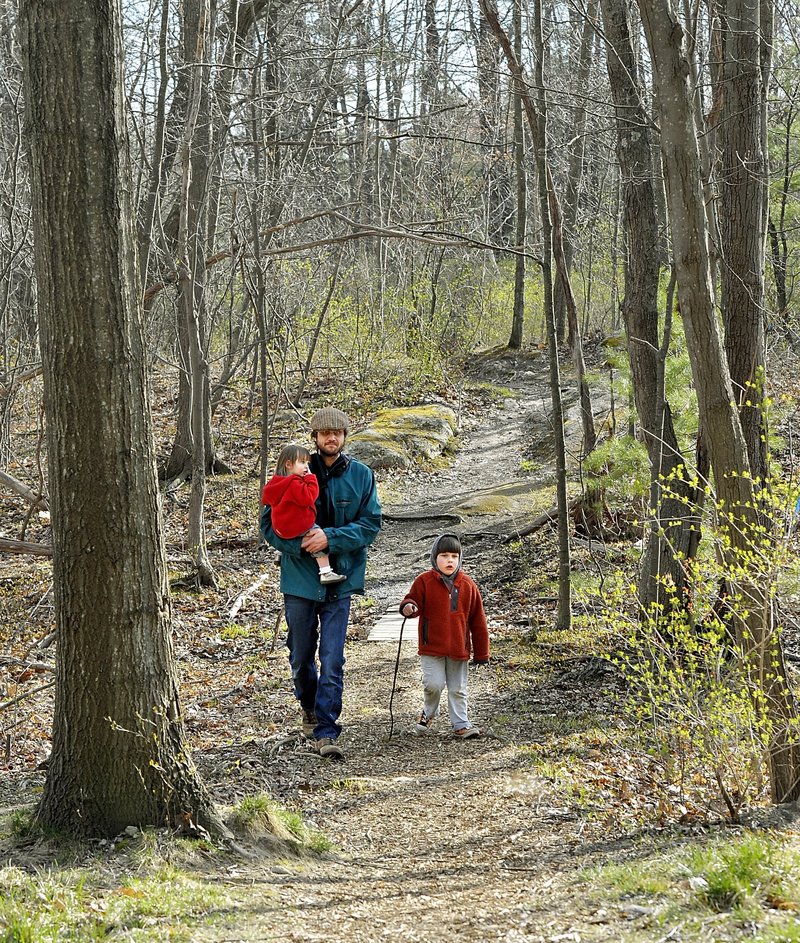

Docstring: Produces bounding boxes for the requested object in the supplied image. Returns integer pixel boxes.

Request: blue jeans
[283,594,352,740]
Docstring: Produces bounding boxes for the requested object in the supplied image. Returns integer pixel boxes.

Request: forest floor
[4,346,800,942]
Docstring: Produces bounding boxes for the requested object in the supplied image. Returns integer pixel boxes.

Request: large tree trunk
[20,0,223,837]
[717,0,770,485]
[600,0,694,611]
[637,0,800,803]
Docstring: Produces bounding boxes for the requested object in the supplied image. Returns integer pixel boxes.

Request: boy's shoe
[319,570,347,585]
[411,712,434,735]
[301,709,318,739]
[315,737,344,760]
[454,726,480,739]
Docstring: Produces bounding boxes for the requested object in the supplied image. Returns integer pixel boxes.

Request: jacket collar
[311,451,350,479]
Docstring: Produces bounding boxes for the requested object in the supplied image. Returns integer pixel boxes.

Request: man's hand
[301,529,329,553]
[401,602,419,618]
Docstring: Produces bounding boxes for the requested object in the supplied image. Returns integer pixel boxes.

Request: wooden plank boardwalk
[366,608,417,642]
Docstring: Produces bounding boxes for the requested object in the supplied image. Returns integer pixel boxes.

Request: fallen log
[505,496,582,541]
[0,537,53,557]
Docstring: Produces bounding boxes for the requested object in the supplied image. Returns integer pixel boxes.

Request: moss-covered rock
[347,405,457,470]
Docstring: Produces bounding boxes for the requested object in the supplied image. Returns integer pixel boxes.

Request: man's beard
[317,441,342,457]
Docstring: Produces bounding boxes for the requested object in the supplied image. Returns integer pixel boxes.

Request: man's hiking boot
[301,709,318,739]
[454,726,480,740]
[315,737,344,760]
[319,570,347,585]
[411,712,434,735]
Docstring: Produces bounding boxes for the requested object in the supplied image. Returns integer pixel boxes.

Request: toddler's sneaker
[411,712,434,735]
[319,570,347,584]
[454,726,480,739]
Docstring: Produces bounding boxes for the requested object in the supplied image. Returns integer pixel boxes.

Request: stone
[347,405,457,469]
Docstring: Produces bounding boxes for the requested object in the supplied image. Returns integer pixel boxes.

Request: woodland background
[4,0,800,939]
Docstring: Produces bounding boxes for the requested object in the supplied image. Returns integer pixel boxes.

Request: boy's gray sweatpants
[420,655,473,730]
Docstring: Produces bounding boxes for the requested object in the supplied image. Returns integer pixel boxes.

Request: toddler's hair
[436,534,462,555]
[275,443,312,476]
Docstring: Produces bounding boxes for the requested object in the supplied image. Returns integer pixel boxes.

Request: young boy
[262,443,346,585]
[399,533,489,738]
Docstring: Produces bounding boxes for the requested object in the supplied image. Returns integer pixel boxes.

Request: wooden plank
[367,609,418,642]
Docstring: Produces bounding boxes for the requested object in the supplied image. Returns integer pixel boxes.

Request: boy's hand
[400,602,418,618]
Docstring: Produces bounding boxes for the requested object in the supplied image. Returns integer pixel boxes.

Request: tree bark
[480,0,572,629]
[20,0,223,837]
[508,0,526,350]
[717,0,769,484]
[600,0,694,611]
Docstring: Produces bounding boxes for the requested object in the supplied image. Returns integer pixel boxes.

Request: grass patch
[219,622,252,640]
[0,853,227,942]
[583,832,800,941]
[229,794,332,854]
[688,834,798,916]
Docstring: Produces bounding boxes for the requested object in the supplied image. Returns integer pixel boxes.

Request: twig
[270,607,285,653]
[0,655,54,673]
[0,680,55,711]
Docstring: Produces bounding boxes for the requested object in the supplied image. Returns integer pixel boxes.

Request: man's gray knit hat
[310,407,350,433]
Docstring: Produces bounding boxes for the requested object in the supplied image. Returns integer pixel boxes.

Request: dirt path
[196,351,633,942]
[368,348,572,610]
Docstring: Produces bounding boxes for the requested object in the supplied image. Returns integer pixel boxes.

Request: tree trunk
[19,0,222,837]
[508,0,525,350]
[471,5,512,246]
[177,0,217,589]
[600,0,694,611]
[480,0,572,630]
[547,165,596,458]
[717,0,769,485]
[554,0,597,346]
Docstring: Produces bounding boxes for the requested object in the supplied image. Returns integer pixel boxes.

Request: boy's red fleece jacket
[400,570,489,661]
[261,473,319,539]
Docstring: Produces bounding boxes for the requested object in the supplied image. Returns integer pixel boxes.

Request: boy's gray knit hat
[310,407,350,433]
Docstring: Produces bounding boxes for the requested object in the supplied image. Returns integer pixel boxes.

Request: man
[260,407,382,759]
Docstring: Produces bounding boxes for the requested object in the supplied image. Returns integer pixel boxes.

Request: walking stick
[388,616,407,738]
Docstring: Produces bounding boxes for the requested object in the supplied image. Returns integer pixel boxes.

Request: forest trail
[195,350,632,943]
[367,347,580,617]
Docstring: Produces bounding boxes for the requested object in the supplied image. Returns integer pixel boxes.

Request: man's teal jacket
[260,453,381,601]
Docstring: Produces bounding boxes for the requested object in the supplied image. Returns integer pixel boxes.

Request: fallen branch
[228,573,270,620]
[383,512,464,524]
[0,364,43,399]
[0,470,48,510]
[505,496,582,541]
[0,537,53,557]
